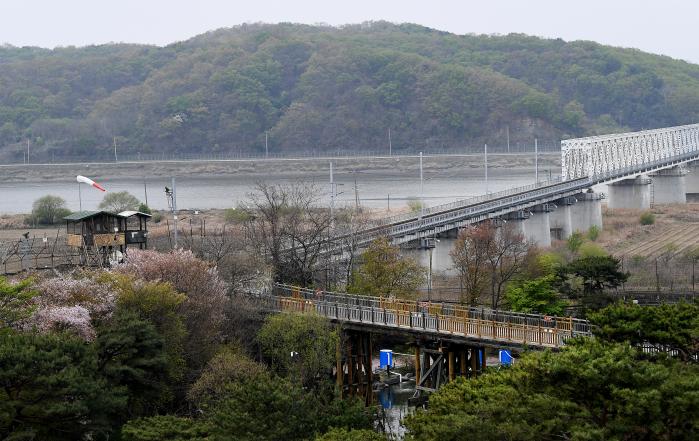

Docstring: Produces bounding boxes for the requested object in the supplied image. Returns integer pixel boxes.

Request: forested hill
[3,22,699,160]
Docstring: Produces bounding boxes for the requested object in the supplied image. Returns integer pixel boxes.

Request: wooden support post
[414,345,421,383]
[448,350,455,381]
[366,333,373,406]
[336,337,343,389]
[459,350,466,377]
[347,338,354,396]
[470,346,478,377]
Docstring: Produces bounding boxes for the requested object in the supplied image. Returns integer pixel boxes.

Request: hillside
[2,22,699,161]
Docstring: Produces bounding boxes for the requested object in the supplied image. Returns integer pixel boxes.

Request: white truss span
[562,123,699,181]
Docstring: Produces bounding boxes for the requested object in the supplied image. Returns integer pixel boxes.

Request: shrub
[587,225,600,241]
[137,203,152,214]
[566,231,585,253]
[99,191,140,213]
[406,197,424,213]
[223,207,251,223]
[640,211,655,225]
[30,195,70,225]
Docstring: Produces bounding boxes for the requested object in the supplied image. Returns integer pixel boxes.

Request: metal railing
[336,177,592,248]
[249,284,592,349]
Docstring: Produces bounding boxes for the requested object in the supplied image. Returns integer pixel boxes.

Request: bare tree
[450,224,494,305]
[450,222,532,308]
[332,208,375,288]
[487,223,531,310]
[244,182,332,286]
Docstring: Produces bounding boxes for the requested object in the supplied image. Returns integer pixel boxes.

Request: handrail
[260,284,592,348]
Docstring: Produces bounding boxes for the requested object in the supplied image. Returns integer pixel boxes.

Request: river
[0,167,553,214]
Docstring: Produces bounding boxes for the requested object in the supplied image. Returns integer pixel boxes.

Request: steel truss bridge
[326,123,699,248]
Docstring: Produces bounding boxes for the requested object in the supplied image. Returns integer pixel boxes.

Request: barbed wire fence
[1,141,561,165]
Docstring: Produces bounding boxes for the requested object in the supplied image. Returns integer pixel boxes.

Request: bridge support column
[685,161,699,201]
[650,166,687,204]
[337,331,373,405]
[523,204,552,247]
[570,192,603,234]
[607,176,651,209]
[549,197,576,241]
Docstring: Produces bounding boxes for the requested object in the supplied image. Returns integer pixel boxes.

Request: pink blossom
[27,305,95,340]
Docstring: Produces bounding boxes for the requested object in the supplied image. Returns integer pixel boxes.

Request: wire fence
[2,141,561,165]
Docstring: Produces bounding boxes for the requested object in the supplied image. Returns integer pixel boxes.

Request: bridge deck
[254,284,592,349]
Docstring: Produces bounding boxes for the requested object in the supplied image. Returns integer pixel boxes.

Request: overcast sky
[2,0,698,63]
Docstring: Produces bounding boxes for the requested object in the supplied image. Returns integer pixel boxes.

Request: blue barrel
[379,349,393,369]
[499,349,513,366]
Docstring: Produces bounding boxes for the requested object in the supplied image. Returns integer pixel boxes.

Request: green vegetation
[98,191,141,213]
[349,237,426,298]
[640,211,656,225]
[223,207,252,223]
[404,338,699,440]
[4,22,699,160]
[28,195,70,225]
[0,275,37,328]
[586,224,600,241]
[257,313,338,387]
[137,202,152,214]
[566,230,585,252]
[505,275,567,315]
[406,198,424,213]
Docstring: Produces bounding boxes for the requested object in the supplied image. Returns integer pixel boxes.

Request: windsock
[76,175,106,192]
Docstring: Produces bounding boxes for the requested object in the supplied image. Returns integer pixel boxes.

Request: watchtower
[64,211,127,265]
[118,211,151,249]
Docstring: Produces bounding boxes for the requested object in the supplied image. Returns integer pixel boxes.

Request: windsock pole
[76,175,107,211]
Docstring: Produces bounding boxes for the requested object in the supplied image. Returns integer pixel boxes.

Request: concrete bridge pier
[548,197,576,241]
[685,161,699,201]
[649,166,687,204]
[570,192,603,234]
[523,204,553,247]
[607,176,651,209]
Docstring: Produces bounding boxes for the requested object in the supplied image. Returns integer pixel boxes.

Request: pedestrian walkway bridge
[253,284,592,349]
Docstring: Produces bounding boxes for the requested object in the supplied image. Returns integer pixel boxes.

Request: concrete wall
[607,177,651,209]
[650,166,686,204]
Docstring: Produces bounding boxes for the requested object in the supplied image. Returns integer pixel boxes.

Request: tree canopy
[4,22,699,161]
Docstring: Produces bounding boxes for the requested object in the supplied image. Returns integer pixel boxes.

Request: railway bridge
[322,123,699,252]
[252,284,592,403]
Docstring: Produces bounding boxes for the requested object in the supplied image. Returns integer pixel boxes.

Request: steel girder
[561,123,699,180]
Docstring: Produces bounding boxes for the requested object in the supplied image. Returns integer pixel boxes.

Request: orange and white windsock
[76,175,107,192]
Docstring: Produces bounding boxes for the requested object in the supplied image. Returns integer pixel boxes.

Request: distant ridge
[1,21,699,161]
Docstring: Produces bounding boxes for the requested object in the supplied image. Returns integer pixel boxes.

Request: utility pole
[329,161,335,229]
[26,139,30,164]
[143,177,149,207]
[535,138,539,183]
[265,131,269,158]
[113,136,118,162]
[484,144,489,194]
[354,174,359,211]
[388,128,392,156]
[166,178,178,248]
[419,152,424,219]
[506,125,510,154]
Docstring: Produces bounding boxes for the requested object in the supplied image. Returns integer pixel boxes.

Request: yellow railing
[277,296,576,348]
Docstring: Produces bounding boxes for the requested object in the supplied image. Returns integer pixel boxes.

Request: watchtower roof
[63,210,123,221]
